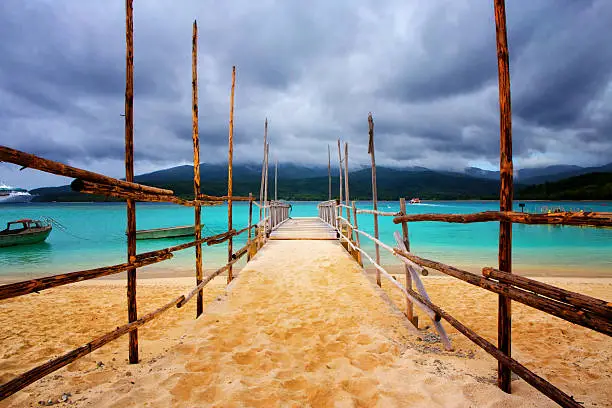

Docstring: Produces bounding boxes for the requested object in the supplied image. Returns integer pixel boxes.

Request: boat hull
[0,227,51,247]
[135,225,202,240]
[0,193,34,204]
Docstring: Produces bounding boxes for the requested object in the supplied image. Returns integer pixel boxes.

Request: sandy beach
[1,241,611,407]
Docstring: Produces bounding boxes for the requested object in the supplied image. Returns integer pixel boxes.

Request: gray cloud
[0,0,611,188]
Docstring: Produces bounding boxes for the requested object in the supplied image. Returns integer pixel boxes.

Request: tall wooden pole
[192,21,203,317]
[124,0,138,364]
[494,0,513,394]
[247,192,253,260]
[337,139,343,228]
[264,143,270,233]
[227,66,236,283]
[368,113,381,286]
[337,139,343,205]
[259,119,268,222]
[274,159,278,201]
[328,145,332,200]
[344,142,351,224]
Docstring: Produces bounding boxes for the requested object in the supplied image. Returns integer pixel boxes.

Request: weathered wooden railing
[0,8,266,399]
[317,198,611,408]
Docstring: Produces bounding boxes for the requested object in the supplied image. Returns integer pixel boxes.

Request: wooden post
[344,142,351,225]
[337,139,343,205]
[328,145,332,200]
[399,198,414,325]
[368,113,381,286]
[192,21,203,317]
[259,119,268,223]
[124,0,138,364]
[352,201,362,265]
[248,193,253,241]
[227,66,236,283]
[494,0,513,394]
[274,159,278,201]
[264,143,270,235]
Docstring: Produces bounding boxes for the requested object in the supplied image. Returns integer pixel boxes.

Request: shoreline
[2,259,610,285]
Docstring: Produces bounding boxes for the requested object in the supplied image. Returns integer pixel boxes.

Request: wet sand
[1,240,610,407]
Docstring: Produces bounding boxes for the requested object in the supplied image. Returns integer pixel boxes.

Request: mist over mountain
[28,162,612,201]
[464,163,612,185]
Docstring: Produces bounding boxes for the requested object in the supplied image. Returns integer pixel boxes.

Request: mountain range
[29,162,612,201]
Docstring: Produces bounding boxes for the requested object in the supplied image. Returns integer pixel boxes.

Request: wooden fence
[317,3,611,407]
[0,4,272,400]
[318,199,611,408]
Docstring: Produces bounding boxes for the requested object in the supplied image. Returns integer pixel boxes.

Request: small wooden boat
[409,198,421,204]
[135,224,203,240]
[0,219,52,247]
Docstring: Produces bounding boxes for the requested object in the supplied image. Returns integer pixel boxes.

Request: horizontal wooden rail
[402,285,581,408]
[351,227,429,277]
[337,215,350,225]
[394,249,612,336]
[235,224,257,236]
[393,210,612,227]
[178,243,250,308]
[483,267,612,320]
[198,193,255,202]
[71,180,210,207]
[336,229,440,323]
[178,265,230,308]
[0,146,172,196]
[317,200,336,206]
[134,230,236,261]
[0,253,173,301]
[0,294,185,400]
[356,208,400,217]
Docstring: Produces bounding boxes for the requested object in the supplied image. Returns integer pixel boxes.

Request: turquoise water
[1,201,610,279]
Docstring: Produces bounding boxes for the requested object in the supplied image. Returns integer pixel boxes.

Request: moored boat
[0,184,33,204]
[409,198,421,204]
[0,219,52,247]
[135,224,203,240]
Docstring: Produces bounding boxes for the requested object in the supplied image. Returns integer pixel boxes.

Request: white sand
[1,240,610,407]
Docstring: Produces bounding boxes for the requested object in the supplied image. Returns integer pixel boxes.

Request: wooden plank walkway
[269,217,337,240]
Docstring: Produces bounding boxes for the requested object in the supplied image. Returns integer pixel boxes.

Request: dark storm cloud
[0,0,611,188]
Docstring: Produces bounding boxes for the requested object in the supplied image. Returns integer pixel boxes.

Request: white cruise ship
[0,184,34,204]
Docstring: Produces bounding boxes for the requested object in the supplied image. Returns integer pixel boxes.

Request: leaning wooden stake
[191,20,204,317]
[368,113,381,286]
[399,198,414,325]
[494,0,513,393]
[227,66,236,283]
[124,0,138,364]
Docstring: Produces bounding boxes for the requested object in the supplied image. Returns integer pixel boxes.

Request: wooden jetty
[269,217,337,240]
[0,0,611,406]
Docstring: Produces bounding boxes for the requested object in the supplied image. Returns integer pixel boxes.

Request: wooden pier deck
[269,217,337,240]
[76,219,551,407]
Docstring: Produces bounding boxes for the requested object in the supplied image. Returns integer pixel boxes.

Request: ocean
[1,201,610,280]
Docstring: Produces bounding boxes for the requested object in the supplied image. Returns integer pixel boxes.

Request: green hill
[517,172,612,200]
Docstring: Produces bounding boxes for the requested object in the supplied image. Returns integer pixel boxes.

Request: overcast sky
[1,0,611,189]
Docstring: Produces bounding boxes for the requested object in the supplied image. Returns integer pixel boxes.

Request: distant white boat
[0,184,33,204]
